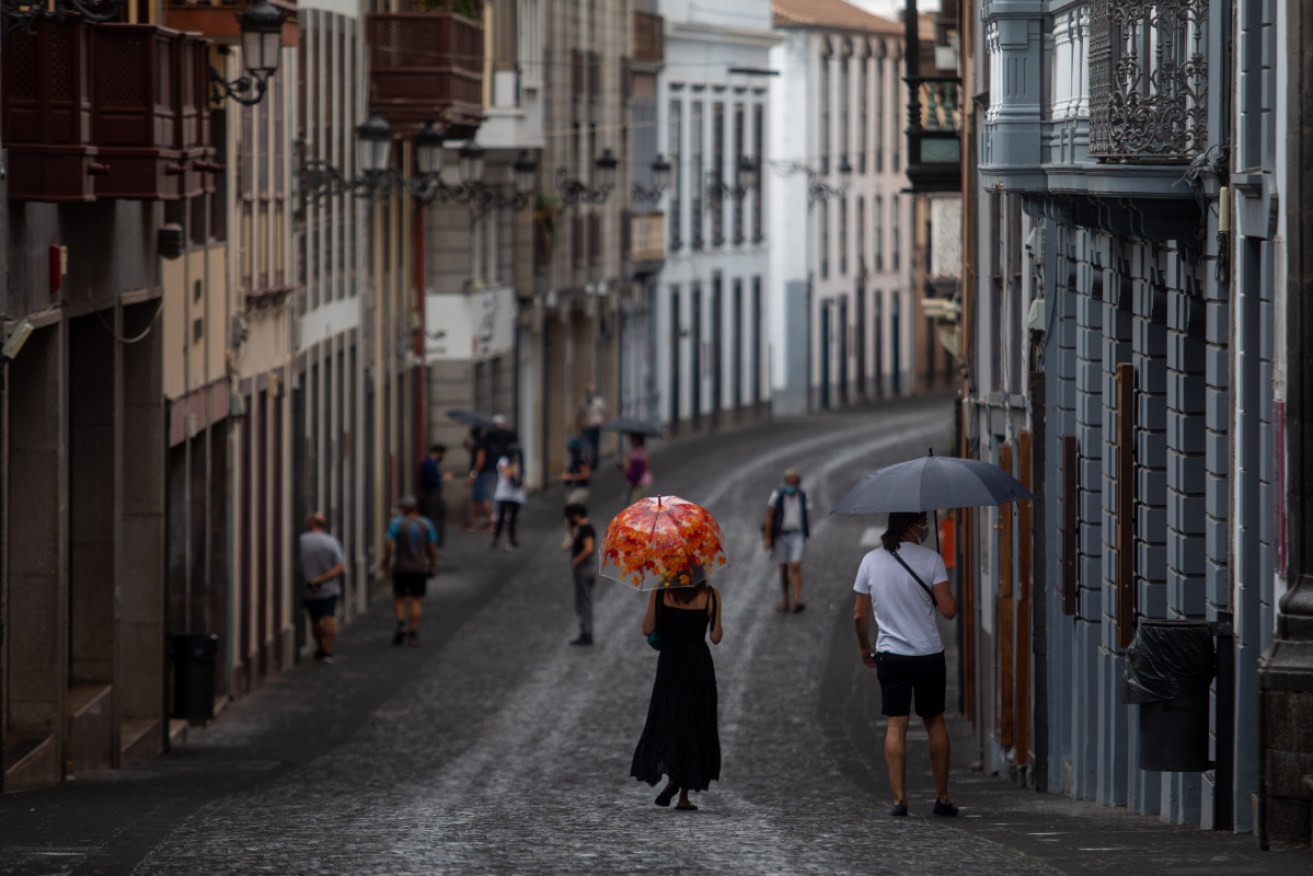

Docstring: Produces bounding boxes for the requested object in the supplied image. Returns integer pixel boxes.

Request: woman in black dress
[630,582,724,810]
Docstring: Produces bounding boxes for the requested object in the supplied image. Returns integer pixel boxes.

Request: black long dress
[630,590,721,792]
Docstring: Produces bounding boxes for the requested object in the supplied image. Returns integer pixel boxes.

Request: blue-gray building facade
[965,0,1285,835]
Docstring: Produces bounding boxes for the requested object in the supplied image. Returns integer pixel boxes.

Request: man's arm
[312,561,346,586]
[762,499,775,548]
[854,593,876,667]
[571,533,595,567]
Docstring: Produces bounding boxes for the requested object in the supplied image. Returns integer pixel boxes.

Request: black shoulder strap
[890,548,938,608]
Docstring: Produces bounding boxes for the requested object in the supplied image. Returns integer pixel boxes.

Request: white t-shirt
[767,489,805,532]
[852,542,949,656]
[494,455,527,504]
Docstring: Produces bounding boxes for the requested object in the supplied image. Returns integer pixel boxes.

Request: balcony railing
[905,76,962,191]
[633,10,663,65]
[1088,0,1207,163]
[163,0,297,42]
[631,212,665,264]
[2,16,217,201]
[368,1,483,138]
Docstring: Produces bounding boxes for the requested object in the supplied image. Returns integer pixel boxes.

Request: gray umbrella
[447,409,495,430]
[601,416,662,438]
[832,454,1034,515]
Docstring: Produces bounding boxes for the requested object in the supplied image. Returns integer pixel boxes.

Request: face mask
[782,485,799,495]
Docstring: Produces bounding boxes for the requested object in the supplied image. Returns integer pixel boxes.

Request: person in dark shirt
[417,444,449,547]
[565,503,598,646]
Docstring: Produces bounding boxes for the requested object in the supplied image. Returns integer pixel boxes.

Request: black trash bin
[1123,619,1215,772]
[172,634,218,725]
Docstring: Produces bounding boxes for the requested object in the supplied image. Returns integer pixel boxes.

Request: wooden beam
[998,442,1015,748]
[1016,430,1033,768]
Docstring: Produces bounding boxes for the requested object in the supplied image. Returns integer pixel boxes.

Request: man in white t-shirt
[852,511,959,818]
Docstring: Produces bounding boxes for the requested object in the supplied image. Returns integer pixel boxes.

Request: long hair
[666,581,707,605]
[881,512,925,552]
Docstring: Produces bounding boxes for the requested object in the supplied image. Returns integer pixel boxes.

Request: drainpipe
[412,176,427,479]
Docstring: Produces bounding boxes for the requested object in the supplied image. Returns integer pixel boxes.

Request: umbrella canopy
[601,416,662,438]
[447,409,495,430]
[832,455,1034,515]
[601,495,728,590]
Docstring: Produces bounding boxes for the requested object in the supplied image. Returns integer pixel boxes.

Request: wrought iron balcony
[905,76,962,192]
[367,0,483,139]
[1088,0,1207,164]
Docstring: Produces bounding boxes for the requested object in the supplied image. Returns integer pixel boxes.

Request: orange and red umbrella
[600,495,728,590]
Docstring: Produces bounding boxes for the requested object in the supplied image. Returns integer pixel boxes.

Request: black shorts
[392,573,428,599]
[875,650,947,718]
[303,596,338,622]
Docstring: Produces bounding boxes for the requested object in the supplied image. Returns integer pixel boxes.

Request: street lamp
[808,156,853,206]
[557,149,620,206]
[633,154,672,204]
[708,155,760,203]
[210,0,287,107]
[356,112,394,178]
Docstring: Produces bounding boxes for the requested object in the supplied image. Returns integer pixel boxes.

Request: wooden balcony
[367,3,483,139]
[2,16,103,202]
[905,76,962,193]
[633,10,663,65]
[630,212,665,265]
[163,0,299,45]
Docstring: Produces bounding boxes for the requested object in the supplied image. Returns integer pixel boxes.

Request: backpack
[393,517,431,574]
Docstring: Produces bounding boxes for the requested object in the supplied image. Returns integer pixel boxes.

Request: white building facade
[768,0,911,416]
[653,0,779,436]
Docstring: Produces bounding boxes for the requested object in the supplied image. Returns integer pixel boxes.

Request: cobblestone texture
[0,399,1305,875]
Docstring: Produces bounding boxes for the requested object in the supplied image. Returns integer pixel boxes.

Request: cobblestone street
[0,399,1304,875]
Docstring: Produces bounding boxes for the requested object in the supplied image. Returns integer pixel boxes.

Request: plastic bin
[1123,619,1215,772]
[171,633,218,725]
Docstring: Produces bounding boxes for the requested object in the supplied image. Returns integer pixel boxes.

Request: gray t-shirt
[300,530,344,599]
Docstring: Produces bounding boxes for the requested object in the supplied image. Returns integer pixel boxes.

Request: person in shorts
[299,513,345,663]
[384,496,437,647]
[762,469,810,612]
[852,511,959,818]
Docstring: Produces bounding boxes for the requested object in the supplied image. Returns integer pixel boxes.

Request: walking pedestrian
[463,427,496,532]
[384,496,437,647]
[559,436,592,549]
[762,469,810,613]
[490,442,526,550]
[417,444,450,547]
[299,513,345,663]
[564,503,597,645]
[621,432,652,504]
[631,582,723,811]
[851,511,959,817]
[578,385,607,467]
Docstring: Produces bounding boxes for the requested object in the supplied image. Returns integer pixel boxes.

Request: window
[712,101,725,247]
[819,50,831,174]
[890,49,901,170]
[839,196,848,276]
[856,196,865,275]
[874,49,885,172]
[839,51,850,167]
[733,103,745,245]
[691,100,704,249]
[859,54,869,173]
[891,195,901,272]
[753,103,765,243]
[873,196,884,272]
[819,203,830,279]
[669,97,683,250]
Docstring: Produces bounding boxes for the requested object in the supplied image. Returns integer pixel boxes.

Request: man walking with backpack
[384,496,437,646]
[762,469,810,612]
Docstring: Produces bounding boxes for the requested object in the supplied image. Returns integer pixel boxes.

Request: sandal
[675,801,699,811]
[655,781,680,807]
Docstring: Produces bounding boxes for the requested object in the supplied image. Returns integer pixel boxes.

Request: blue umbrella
[832,454,1034,515]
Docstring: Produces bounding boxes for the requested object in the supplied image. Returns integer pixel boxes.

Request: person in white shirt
[762,470,810,612]
[852,511,959,818]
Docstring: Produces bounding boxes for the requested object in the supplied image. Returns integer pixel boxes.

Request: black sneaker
[406,631,418,647]
[313,647,327,661]
[932,799,959,817]
[569,634,594,646]
[890,800,908,817]
[392,627,406,646]
[319,652,335,665]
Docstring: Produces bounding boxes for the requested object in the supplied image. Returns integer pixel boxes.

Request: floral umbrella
[600,495,729,590]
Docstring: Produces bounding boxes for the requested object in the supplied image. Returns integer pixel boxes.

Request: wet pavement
[1,397,1307,874]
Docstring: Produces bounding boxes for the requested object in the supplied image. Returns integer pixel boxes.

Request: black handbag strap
[889,547,938,608]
